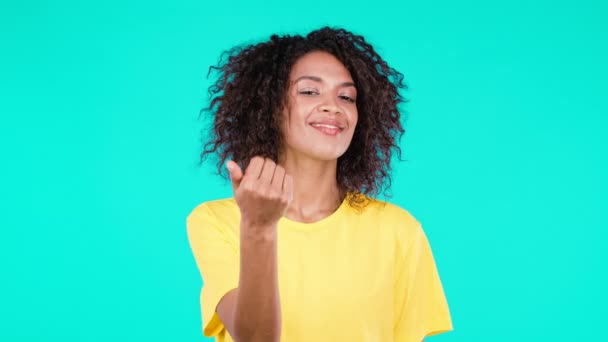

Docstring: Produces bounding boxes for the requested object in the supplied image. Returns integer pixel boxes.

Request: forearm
[233,222,281,341]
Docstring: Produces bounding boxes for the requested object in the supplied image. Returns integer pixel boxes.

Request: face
[280,51,358,162]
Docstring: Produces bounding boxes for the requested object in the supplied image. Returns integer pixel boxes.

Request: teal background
[1,0,606,341]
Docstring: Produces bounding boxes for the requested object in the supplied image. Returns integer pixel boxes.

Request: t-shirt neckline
[278,194,352,231]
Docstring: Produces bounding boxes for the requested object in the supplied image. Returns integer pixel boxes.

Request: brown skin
[278,51,358,222]
[201,27,407,211]
[221,156,290,342]
[216,52,358,341]
[216,51,424,342]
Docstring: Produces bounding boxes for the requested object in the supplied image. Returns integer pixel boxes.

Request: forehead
[289,51,353,81]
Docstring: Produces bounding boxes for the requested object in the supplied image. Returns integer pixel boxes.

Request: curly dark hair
[199,26,407,208]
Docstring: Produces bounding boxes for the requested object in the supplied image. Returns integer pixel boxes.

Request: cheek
[350,110,359,129]
[288,104,311,128]
[282,108,307,140]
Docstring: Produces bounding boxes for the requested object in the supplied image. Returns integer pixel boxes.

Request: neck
[278,152,344,223]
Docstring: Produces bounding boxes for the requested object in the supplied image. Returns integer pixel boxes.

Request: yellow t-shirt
[186,194,452,342]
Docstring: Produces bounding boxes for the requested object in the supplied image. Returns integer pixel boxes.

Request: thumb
[226,160,243,191]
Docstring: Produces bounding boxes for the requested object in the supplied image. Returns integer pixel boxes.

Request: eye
[299,90,319,96]
[339,95,356,103]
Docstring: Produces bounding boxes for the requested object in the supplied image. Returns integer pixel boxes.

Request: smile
[310,123,343,136]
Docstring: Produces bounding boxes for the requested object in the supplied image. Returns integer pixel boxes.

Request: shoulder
[188,197,238,218]
[355,195,420,227]
[186,197,240,233]
[353,194,424,244]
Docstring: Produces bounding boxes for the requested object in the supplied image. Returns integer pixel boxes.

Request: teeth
[312,123,340,129]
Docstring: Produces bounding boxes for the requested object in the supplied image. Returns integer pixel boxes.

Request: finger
[271,165,285,190]
[244,156,264,179]
[226,160,243,181]
[260,158,277,184]
[226,160,243,192]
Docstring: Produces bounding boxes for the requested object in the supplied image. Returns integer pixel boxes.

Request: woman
[187,27,452,342]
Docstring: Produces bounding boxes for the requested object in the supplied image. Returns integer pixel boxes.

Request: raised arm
[217,223,281,341]
[217,156,292,342]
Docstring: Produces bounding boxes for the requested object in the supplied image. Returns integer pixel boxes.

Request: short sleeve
[186,204,240,337]
[394,224,453,342]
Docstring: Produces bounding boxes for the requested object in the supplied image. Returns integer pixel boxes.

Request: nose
[319,96,341,114]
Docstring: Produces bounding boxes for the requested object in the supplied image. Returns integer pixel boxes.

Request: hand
[226,156,293,228]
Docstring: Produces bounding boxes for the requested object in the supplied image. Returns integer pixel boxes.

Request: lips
[310,122,344,136]
[311,123,343,130]
[309,119,345,130]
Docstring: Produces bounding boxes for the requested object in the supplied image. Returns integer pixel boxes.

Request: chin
[285,140,352,161]
[307,148,349,161]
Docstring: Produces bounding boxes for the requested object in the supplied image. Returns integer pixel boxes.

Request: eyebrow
[294,75,356,88]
